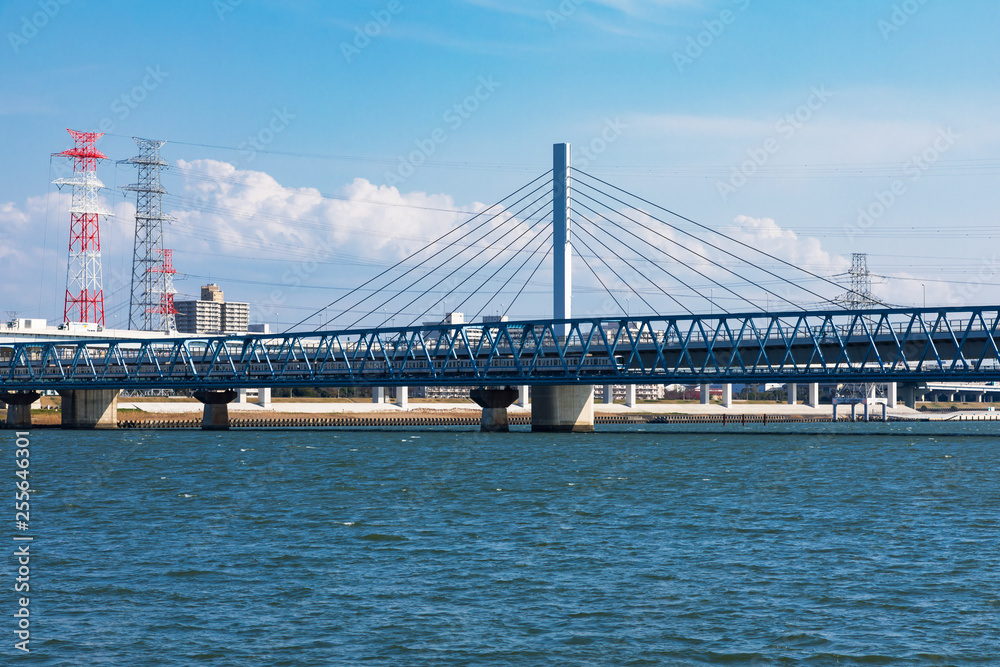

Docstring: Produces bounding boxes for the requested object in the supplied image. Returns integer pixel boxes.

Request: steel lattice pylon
[121,138,175,331]
[842,253,879,401]
[848,253,874,310]
[149,248,179,330]
[53,129,111,326]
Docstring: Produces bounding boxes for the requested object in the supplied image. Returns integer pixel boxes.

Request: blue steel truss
[2,307,1000,391]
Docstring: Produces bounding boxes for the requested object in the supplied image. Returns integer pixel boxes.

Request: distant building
[594,384,668,402]
[201,284,224,303]
[422,311,466,327]
[411,386,471,400]
[175,284,250,334]
[222,302,249,332]
[175,300,221,333]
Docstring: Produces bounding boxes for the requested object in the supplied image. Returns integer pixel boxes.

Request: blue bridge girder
[2,306,1000,392]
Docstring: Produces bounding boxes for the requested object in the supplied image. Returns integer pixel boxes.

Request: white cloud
[727,215,847,278]
[170,158,502,262]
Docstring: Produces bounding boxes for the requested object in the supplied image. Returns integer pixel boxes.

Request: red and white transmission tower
[53,129,111,326]
[148,248,179,331]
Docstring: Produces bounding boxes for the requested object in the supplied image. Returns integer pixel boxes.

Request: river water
[8,423,1000,665]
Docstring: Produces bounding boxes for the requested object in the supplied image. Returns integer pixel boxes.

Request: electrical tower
[847,253,874,309]
[121,138,175,331]
[53,129,111,326]
[149,248,178,331]
[840,253,881,404]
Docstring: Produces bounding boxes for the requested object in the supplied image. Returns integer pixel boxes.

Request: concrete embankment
[118,412,870,429]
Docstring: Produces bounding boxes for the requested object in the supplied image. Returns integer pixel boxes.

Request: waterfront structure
[6,143,1000,431]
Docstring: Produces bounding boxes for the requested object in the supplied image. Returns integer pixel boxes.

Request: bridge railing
[1,306,999,389]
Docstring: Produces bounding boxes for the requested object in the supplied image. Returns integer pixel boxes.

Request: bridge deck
[2,307,999,390]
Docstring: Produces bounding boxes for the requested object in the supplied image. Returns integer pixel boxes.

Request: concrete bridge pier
[470,387,520,432]
[898,383,922,409]
[531,385,594,433]
[517,385,530,408]
[59,389,120,429]
[625,384,636,408]
[721,384,732,408]
[807,383,820,408]
[1,391,41,429]
[194,389,238,430]
[700,384,710,405]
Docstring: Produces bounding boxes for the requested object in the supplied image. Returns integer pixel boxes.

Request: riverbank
[8,400,999,429]
[112,399,1000,425]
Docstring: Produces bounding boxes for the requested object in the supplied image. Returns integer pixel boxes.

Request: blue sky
[1,0,998,329]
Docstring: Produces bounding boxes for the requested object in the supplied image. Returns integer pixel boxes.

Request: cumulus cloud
[171,158,495,261]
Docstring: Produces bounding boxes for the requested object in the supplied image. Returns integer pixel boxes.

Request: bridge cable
[392,195,555,328]
[289,172,552,332]
[574,195,739,314]
[353,188,553,329]
[574,181,814,311]
[471,229,554,322]
[574,169,888,308]
[574,185,819,311]
[572,220,675,315]
[329,177,552,329]
[572,233,628,317]
[438,209,554,324]
[575,193,764,313]
[501,243,553,320]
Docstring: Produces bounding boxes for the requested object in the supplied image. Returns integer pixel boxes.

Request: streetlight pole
[922,284,926,309]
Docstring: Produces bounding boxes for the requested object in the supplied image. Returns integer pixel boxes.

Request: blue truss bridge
[3,307,1000,392]
[3,144,998,429]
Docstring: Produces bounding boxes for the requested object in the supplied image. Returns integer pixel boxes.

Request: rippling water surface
[9,423,1000,665]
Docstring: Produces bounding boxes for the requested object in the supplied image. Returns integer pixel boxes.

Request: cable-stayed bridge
[3,144,1000,430]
